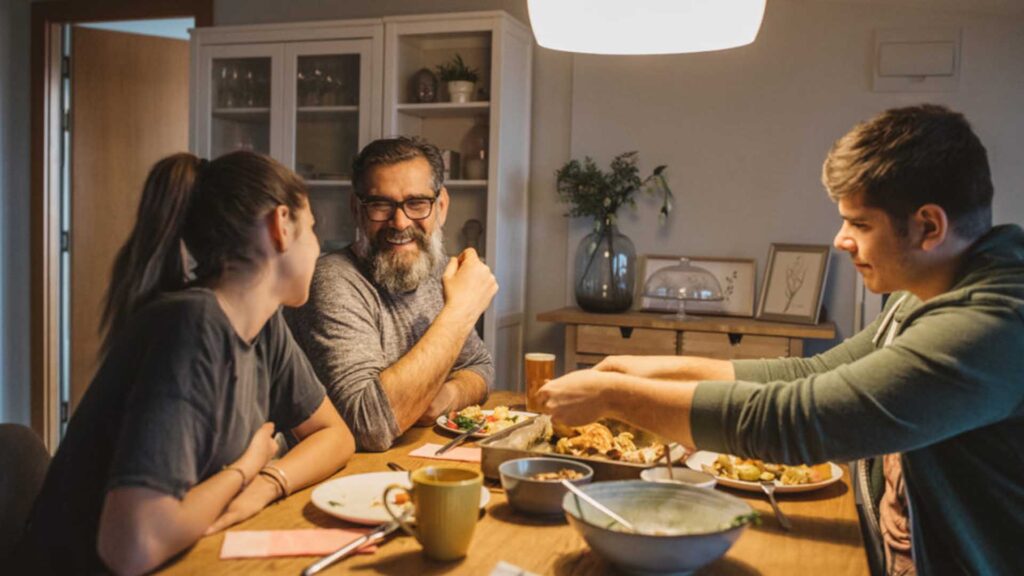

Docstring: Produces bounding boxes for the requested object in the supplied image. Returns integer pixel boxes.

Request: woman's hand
[232,422,278,481]
[204,475,280,535]
[536,369,619,427]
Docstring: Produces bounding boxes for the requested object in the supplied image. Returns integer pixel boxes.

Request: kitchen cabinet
[190,11,532,389]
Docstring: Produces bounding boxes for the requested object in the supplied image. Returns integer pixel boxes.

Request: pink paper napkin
[408,442,482,463]
[219,529,378,559]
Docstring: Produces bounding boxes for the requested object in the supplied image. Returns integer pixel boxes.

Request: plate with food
[436,405,536,437]
[685,451,842,493]
[311,471,490,525]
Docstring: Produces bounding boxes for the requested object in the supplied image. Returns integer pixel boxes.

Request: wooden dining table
[160,391,869,575]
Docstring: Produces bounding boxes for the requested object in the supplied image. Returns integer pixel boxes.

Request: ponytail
[100,150,308,353]
[100,153,200,354]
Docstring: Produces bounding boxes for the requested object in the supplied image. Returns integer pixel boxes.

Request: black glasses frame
[358,195,438,222]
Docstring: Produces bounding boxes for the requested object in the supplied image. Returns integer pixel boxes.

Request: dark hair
[822,104,993,238]
[351,136,445,198]
[100,150,308,352]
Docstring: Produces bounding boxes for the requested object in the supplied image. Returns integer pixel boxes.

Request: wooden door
[70,27,189,413]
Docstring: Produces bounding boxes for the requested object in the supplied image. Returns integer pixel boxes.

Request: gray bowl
[499,457,594,516]
[562,480,754,575]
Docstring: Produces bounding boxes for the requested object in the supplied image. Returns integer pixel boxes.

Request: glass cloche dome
[643,258,723,319]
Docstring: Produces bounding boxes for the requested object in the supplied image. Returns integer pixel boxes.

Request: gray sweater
[284,248,494,451]
[692,224,1024,574]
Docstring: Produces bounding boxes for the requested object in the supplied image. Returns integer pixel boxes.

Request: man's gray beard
[352,225,445,294]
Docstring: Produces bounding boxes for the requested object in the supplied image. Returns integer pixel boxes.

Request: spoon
[560,479,636,532]
[759,480,792,531]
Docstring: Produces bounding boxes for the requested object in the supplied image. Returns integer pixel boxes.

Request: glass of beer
[524,353,556,412]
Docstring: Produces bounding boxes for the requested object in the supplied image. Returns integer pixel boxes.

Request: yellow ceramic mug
[383,466,482,561]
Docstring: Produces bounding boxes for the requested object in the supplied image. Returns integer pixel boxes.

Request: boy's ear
[915,203,949,251]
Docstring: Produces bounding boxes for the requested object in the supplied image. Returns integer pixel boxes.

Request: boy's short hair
[822,104,993,238]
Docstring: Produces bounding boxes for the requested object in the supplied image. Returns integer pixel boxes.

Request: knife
[435,420,486,455]
[300,519,401,576]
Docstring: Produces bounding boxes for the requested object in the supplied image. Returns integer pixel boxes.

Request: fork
[759,480,792,531]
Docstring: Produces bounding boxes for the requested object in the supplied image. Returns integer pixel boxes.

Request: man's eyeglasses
[358,196,437,222]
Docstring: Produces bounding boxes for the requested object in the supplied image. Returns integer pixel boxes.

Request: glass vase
[574,223,636,313]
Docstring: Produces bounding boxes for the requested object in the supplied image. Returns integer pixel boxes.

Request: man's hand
[441,248,498,328]
[536,370,618,427]
[416,381,459,426]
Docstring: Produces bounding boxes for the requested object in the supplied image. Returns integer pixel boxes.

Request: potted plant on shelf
[556,151,673,313]
[436,54,480,103]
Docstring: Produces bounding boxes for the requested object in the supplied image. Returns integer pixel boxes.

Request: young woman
[21,151,356,574]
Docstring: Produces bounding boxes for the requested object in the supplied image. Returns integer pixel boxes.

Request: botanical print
[763,252,823,316]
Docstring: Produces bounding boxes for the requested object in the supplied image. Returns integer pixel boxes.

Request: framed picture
[639,255,757,318]
[756,244,831,324]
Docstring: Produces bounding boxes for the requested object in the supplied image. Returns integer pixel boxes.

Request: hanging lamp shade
[527,0,767,55]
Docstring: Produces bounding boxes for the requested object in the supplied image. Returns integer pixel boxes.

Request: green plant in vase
[436,54,480,103]
[556,151,673,312]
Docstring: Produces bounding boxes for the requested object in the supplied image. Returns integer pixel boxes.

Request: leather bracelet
[260,464,291,497]
[222,465,249,489]
[257,470,285,501]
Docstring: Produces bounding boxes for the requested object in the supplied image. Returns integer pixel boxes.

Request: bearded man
[285,137,497,452]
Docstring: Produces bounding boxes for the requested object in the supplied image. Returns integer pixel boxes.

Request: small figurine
[413,68,438,103]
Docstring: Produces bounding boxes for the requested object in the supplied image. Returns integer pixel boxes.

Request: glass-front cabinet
[191,13,530,390]
[192,24,383,252]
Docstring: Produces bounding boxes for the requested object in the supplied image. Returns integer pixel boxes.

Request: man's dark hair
[822,104,993,239]
[351,136,445,198]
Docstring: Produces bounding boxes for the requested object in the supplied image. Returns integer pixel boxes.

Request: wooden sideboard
[537,307,837,369]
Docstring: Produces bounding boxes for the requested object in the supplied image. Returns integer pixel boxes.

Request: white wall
[0,0,32,425]
[567,1,1024,352]
[1,1,1020,422]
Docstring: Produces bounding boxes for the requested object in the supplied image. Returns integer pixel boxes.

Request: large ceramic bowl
[499,457,594,515]
[562,480,754,575]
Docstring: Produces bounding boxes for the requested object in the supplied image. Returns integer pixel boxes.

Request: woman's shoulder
[127,288,235,343]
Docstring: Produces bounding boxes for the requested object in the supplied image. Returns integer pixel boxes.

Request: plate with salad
[436,405,536,437]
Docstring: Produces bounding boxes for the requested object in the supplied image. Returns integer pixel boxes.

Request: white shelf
[396,101,490,118]
[212,107,271,116]
[296,105,359,114]
[445,179,487,188]
[305,179,352,187]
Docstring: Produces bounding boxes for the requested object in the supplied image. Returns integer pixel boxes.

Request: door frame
[30,0,213,450]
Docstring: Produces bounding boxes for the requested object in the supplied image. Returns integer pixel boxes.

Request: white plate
[685,451,843,494]
[310,471,491,525]
[435,409,536,438]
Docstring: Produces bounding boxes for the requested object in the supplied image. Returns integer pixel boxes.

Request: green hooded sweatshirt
[692,224,1024,574]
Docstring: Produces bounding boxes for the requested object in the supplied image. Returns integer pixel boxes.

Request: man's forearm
[380,306,477,431]
[447,369,488,409]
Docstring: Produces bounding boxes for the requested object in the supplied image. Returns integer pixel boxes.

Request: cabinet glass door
[197,44,283,160]
[284,40,374,252]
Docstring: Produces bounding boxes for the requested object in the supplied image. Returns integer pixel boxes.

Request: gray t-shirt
[284,248,494,452]
[23,288,325,573]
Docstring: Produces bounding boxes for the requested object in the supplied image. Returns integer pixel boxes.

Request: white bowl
[640,466,717,489]
[563,480,754,575]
